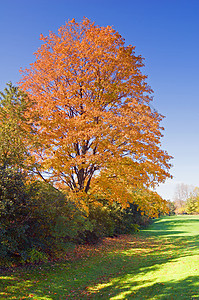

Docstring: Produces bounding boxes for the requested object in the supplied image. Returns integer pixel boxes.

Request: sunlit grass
[0,215,198,299]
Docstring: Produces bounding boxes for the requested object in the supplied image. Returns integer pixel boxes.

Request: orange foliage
[19,18,172,209]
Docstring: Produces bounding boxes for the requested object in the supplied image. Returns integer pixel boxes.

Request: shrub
[0,171,93,264]
[77,199,147,244]
[26,248,48,264]
[26,181,93,257]
[0,167,30,260]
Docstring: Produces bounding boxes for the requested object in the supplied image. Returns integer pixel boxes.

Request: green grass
[0,215,199,299]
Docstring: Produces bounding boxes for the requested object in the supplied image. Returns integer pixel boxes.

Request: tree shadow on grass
[2,232,198,299]
[141,215,199,242]
[88,275,199,300]
[0,216,198,299]
[146,215,199,232]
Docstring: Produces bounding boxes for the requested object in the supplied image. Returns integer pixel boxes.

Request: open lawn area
[0,215,198,299]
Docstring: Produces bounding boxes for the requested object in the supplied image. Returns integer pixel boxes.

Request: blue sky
[0,0,199,200]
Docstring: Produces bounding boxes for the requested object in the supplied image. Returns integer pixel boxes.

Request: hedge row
[0,167,150,266]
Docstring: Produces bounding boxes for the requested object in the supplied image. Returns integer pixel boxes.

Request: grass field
[0,215,198,299]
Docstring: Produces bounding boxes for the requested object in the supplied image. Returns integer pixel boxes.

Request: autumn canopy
[19,18,172,210]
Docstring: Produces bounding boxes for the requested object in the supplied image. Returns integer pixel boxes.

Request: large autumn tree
[19,18,172,208]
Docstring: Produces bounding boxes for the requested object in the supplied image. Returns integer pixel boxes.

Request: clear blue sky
[0,0,199,200]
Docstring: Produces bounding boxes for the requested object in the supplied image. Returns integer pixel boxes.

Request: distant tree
[186,187,199,214]
[174,183,193,214]
[19,18,172,209]
[166,200,176,215]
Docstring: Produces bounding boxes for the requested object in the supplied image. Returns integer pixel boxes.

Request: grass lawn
[0,215,198,299]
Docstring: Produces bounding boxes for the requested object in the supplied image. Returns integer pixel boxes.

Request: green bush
[0,167,30,260]
[26,248,48,264]
[0,170,94,264]
[26,181,93,257]
[77,199,147,244]
[118,202,151,231]
[77,204,115,244]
